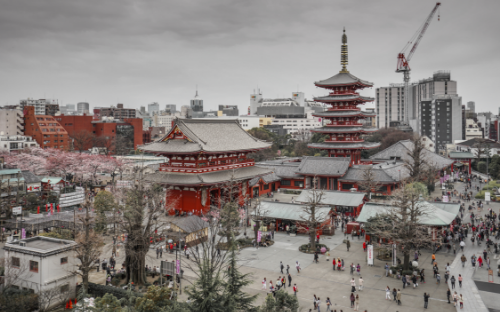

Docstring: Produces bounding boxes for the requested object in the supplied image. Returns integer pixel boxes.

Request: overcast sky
[1,0,499,114]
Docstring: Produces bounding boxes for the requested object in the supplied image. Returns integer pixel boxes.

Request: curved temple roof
[314,95,374,102]
[314,72,374,88]
[138,119,271,154]
[311,126,378,133]
[313,110,377,118]
[308,142,381,150]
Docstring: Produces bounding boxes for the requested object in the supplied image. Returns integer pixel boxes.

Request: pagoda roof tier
[139,119,271,154]
[313,94,374,103]
[314,72,373,88]
[313,110,377,118]
[143,166,272,186]
[308,142,381,150]
[296,156,350,177]
[311,126,379,133]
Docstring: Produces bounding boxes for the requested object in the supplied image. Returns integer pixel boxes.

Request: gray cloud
[0,0,498,113]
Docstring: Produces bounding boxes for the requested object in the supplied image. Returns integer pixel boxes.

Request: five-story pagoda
[308,29,380,165]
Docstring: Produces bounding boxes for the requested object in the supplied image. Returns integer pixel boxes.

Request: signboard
[443,196,449,203]
[176,260,180,274]
[367,245,374,265]
[12,206,22,215]
[485,192,491,202]
[257,231,262,243]
[161,260,175,276]
[392,244,397,266]
[21,228,26,239]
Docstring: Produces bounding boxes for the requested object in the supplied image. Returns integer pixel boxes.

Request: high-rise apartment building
[467,101,475,113]
[99,104,136,120]
[148,102,160,116]
[20,99,60,116]
[77,102,90,115]
[376,71,457,133]
[419,94,462,153]
[0,108,24,135]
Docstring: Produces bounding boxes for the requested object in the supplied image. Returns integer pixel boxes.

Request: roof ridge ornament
[340,28,349,74]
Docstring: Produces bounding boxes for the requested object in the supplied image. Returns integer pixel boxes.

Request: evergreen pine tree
[222,245,258,312]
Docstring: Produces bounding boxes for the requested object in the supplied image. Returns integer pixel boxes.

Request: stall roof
[256,201,331,222]
[40,177,64,184]
[295,190,365,207]
[356,201,460,226]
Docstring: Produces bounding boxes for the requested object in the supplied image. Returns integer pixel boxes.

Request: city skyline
[1,0,498,113]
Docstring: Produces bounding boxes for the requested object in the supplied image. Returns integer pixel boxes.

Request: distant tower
[250,89,263,115]
[467,101,475,113]
[190,89,203,117]
[308,29,380,165]
[77,102,89,115]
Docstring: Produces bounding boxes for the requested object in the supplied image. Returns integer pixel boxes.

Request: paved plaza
[3,172,500,312]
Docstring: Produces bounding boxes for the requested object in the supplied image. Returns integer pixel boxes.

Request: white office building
[0,108,24,136]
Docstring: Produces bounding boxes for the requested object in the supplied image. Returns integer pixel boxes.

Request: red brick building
[55,115,144,153]
[23,106,70,150]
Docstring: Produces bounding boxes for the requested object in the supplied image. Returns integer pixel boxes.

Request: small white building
[3,237,77,297]
[0,135,39,153]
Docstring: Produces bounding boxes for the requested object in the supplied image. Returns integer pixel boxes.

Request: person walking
[159,246,163,258]
[356,263,361,275]
[460,240,465,251]
[325,297,332,312]
[385,286,391,300]
[156,247,160,259]
[461,254,467,267]
[396,289,401,305]
[346,239,351,252]
[431,253,436,264]
[332,258,336,271]
[350,278,356,292]
[458,274,463,287]
[316,297,321,312]
[350,293,355,309]
[412,274,418,288]
[453,291,458,307]
[459,294,464,309]
[293,284,297,296]
[262,278,267,291]
[424,293,430,309]
[280,261,284,274]
[420,269,426,283]
[447,288,451,304]
[354,294,360,311]
[288,273,292,287]
[326,251,330,262]
[385,263,389,277]
[286,264,290,274]
[350,263,355,275]
[402,275,407,289]
[296,261,301,273]
[450,275,456,289]
[358,276,363,291]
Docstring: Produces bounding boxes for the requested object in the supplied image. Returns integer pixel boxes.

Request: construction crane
[396,2,441,124]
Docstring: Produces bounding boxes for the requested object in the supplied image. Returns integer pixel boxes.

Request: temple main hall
[139,119,271,215]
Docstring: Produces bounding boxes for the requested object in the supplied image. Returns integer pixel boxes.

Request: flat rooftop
[4,236,76,256]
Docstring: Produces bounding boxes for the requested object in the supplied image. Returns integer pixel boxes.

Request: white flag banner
[367,245,374,265]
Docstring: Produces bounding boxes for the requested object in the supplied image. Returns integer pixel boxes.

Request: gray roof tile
[21,171,41,183]
[296,156,350,176]
[314,72,373,87]
[369,140,453,169]
[144,166,271,185]
[139,119,271,154]
[249,172,281,187]
[308,142,381,150]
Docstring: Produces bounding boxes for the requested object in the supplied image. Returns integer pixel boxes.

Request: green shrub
[87,282,143,299]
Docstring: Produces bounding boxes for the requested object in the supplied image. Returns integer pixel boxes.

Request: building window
[11,257,20,267]
[60,257,68,265]
[281,180,291,186]
[263,184,269,190]
[294,181,304,187]
[30,260,39,273]
[60,284,69,293]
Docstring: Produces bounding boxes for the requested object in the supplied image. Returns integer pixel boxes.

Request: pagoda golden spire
[340,27,349,73]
